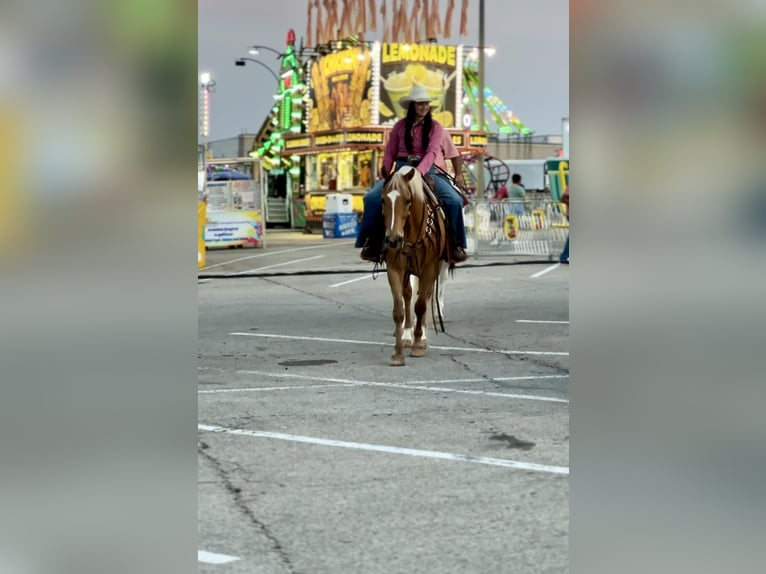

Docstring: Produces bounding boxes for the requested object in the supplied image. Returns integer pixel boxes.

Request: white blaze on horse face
[386,189,401,232]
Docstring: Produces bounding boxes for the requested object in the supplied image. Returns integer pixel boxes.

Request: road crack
[199,445,298,574]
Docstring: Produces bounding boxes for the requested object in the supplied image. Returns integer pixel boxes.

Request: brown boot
[360,238,383,262]
[451,246,468,263]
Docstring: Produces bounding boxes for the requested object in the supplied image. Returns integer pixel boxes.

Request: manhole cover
[278,359,338,367]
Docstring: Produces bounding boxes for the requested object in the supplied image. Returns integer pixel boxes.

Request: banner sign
[309,47,372,131]
[284,136,312,150]
[378,43,458,127]
[204,210,264,248]
[314,132,345,147]
[344,130,385,145]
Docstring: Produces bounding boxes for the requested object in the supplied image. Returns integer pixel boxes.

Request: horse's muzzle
[385,235,403,250]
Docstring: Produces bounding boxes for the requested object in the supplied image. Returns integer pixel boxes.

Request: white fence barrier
[464,200,569,260]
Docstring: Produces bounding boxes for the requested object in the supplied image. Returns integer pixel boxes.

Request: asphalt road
[198,235,569,574]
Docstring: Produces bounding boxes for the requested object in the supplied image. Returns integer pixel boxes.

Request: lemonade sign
[379,43,458,126]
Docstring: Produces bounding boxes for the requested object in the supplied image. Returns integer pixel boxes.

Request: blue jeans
[355,163,467,248]
[560,234,569,262]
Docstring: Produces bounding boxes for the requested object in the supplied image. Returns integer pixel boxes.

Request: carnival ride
[461,58,531,135]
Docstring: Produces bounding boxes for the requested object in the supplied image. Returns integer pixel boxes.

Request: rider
[355,85,468,263]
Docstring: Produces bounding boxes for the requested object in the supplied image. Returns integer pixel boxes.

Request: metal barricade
[464,199,569,259]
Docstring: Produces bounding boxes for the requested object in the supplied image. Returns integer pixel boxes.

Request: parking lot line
[205,369,570,403]
[198,550,240,564]
[233,254,325,274]
[230,332,569,356]
[329,274,374,288]
[199,383,355,394]
[198,424,569,475]
[199,241,353,271]
[530,263,561,278]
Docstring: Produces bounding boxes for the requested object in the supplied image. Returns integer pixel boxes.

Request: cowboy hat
[399,85,437,108]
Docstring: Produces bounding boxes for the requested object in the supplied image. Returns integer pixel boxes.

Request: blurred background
[0,1,197,573]
[573,1,766,573]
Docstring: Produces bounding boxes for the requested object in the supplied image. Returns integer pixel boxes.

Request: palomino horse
[381,166,449,366]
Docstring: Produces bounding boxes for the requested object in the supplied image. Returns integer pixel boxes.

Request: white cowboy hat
[399,85,436,108]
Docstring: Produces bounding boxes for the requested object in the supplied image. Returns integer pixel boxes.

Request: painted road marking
[516,320,569,324]
[198,424,569,476]
[530,263,560,278]
[329,274,374,288]
[198,550,240,565]
[198,370,569,404]
[200,241,353,271]
[199,383,355,394]
[230,332,569,357]
[234,255,325,275]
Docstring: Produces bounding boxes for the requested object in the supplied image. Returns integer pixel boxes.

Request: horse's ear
[405,168,416,182]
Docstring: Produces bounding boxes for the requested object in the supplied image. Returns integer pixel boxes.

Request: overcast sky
[199,0,568,142]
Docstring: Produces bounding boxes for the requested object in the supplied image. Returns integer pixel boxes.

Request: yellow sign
[381,43,457,67]
[469,134,488,146]
[532,209,546,230]
[504,214,519,240]
[197,202,207,268]
[345,131,384,144]
[315,132,345,146]
[450,133,464,147]
[285,136,312,150]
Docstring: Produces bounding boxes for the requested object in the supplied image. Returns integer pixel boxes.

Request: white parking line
[198,424,569,475]
[198,550,240,564]
[330,274,373,288]
[530,263,560,278]
[516,320,569,324]
[233,255,325,274]
[199,383,355,394]
[200,241,353,271]
[201,370,569,403]
[230,332,569,357]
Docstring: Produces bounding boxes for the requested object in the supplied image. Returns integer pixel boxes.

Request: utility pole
[476,0,485,200]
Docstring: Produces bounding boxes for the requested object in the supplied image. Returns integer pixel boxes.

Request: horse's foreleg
[402,275,416,347]
[387,269,406,366]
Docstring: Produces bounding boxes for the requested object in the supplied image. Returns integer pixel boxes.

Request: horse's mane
[387,165,425,203]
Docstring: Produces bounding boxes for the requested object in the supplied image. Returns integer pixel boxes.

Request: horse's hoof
[402,338,413,348]
[390,355,405,366]
[410,346,426,358]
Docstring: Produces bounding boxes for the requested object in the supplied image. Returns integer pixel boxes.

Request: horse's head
[382,166,424,250]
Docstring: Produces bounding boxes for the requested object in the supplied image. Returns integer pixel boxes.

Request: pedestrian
[507,173,526,216]
[560,185,569,264]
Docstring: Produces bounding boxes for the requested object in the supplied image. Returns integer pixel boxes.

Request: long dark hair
[404,103,433,156]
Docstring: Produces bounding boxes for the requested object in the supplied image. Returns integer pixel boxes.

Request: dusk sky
[199,0,569,142]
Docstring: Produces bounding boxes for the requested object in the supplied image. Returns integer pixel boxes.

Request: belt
[397,155,421,164]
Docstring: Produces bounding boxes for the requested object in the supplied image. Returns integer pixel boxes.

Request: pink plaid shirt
[382,118,444,177]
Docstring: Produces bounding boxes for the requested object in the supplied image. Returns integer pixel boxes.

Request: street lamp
[247,45,284,59]
[199,72,216,195]
[477,0,486,200]
[234,58,281,87]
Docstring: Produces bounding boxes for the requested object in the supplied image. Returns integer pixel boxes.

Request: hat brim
[399,97,436,107]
